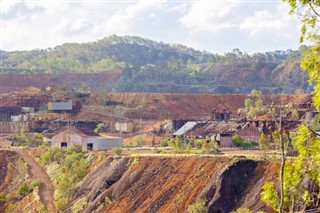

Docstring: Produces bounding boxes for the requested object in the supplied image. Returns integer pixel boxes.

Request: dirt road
[16,149,57,213]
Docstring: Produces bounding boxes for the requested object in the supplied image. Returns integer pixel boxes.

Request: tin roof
[186,121,240,137]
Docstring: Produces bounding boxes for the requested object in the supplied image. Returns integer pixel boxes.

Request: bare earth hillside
[81,93,312,120]
[0,70,122,93]
[65,156,278,213]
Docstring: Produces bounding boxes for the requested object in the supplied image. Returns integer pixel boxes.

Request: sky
[1,0,302,54]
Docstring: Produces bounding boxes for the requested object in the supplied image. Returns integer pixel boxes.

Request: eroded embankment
[66,156,279,213]
[0,150,47,213]
[87,93,312,120]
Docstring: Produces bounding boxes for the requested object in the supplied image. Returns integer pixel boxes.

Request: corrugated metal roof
[173,121,197,136]
[186,121,239,136]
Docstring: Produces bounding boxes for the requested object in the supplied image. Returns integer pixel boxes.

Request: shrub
[209,140,220,150]
[65,145,82,155]
[187,197,208,213]
[98,150,107,160]
[231,208,253,213]
[236,140,257,148]
[24,133,44,147]
[6,203,15,213]
[187,135,195,149]
[132,135,146,147]
[184,149,191,154]
[30,179,41,189]
[18,182,30,197]
[172,136,185,153]
[17,157,26,172]
[39,147,64,165]
[37,204,47,213]
[72,197,88,213]
[112,147,122,155]
[232,134,243,145]
[104,197,112,205]
[160,138,169,147]
[153,149,162,154]
[202,142,211,153]
[56,198,68,211]
[133,154,141,163]
[0,192,8,203]
[194,139,205,149]
[161,150,167,154]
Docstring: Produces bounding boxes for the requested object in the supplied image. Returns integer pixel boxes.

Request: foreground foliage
[36,145,90,211]
[261,125,320,212]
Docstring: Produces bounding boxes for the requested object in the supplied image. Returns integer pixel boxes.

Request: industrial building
[51,127,123,151]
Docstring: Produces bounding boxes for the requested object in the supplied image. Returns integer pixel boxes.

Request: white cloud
[239,3,299,39]
[179,1,241,32]
[1,0,301,53]
[178,1,301,53]
[1,1,166,50]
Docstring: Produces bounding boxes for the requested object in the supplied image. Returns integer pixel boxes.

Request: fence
[220,146,260,151]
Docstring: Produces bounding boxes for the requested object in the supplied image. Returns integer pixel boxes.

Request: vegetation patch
[72,197,88,213]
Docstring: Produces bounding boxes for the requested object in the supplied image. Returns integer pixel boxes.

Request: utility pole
[139,117,142,149]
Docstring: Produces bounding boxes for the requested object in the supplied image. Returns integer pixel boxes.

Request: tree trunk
[279,133,285,213]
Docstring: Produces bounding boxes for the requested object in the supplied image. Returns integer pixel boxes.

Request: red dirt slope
[87,93,312,120]
[67,156,278,213]
[0,70,122,93]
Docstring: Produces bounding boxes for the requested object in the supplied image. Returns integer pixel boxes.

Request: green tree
[187,135,195,149]
[291,109,300,120]
[259,133,270,157]
[310,114,320,130]
[262,125,320,212]
[261,182,279,211]
[284,0,320,110]
[244,98,253,109]
[232,134,244,145]
[262,3,320,212]
[173,136,185,153]
[94,123,105,134]
[255,99,264,108]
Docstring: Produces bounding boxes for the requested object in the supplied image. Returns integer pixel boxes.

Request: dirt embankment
[0,149,50,213]
[0,70,122,93]
[86,93,312,120]
[67,156,279,213]
[16,149,57,213]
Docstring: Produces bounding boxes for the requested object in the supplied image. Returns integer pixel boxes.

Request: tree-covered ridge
[0,35,312,94]
[1,35,213,73]
[0,35,301,72]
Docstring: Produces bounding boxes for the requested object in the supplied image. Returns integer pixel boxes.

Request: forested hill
[0,35,311,94]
